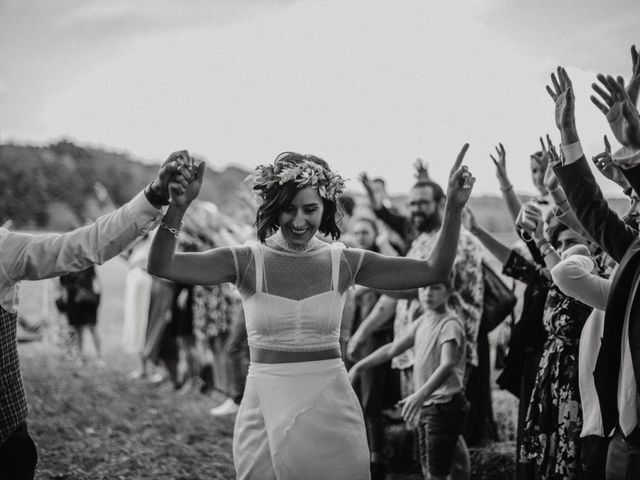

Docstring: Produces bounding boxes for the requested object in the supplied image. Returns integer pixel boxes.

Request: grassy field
[18,254,517,479]
[20,258,238,480]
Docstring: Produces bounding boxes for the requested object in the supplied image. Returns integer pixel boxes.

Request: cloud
[479,0,640,73]
[0,0,294,136]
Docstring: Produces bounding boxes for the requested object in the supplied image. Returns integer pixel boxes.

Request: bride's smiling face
[278,187,324,246]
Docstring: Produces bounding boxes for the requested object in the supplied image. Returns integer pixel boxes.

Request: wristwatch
[144,182,171,207]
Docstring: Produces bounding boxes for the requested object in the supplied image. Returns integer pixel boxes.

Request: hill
[0,141,255,229]
[1,140,633,233]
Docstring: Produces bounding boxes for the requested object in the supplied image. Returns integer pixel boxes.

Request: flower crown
[247,154,346,205]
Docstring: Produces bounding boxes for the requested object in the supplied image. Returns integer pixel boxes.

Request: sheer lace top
[231,241,365,352]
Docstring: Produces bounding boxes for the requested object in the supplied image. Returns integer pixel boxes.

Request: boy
[349,280,469,479]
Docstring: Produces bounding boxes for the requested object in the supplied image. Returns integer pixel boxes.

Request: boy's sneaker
[210,398,240,417]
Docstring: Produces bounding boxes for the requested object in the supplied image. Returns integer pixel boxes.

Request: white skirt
[233,358,370,480]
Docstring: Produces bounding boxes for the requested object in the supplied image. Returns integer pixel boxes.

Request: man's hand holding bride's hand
[164,150,206,207]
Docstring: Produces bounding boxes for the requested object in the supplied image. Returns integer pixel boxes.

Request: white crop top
[231,241,365,352]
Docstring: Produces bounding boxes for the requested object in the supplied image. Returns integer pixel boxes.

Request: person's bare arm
[347,295,397,361]
[148,161,237,286]
[490,143,521,224]
[356,145,474,290]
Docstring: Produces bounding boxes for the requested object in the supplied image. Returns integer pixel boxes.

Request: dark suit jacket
[554,156,640,434]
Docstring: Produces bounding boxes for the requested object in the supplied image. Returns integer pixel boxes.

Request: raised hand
[152,150,193,201]
[358,171,371,188]
[489,143,509,185]
[414,158,430,181]
[543,158,559,192]
[169,159,206,207]
[447,144,475,210]
[592,135,631,189]
[591,74,640,150]
[627,45,640,106]
[546,67,577,137]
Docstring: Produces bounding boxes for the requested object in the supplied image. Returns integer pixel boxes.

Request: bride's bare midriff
[250,346,341,364]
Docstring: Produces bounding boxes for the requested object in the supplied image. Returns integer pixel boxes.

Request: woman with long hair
[148,147,475,479]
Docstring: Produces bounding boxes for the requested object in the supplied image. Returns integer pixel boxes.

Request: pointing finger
[451,143,470,176]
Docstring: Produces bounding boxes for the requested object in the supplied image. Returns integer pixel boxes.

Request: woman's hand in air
[169,156,206,207]
[446,143,475,211]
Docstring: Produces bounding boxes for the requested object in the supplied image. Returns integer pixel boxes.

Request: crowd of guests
[48,45,640,480]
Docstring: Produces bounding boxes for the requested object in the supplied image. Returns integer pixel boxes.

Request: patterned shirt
[392,227,484,369]
[0,190,162,443]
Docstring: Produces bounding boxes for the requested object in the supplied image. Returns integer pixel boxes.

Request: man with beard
[348,179,484,475]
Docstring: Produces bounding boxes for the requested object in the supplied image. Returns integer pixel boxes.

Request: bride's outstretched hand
[169,158,206,207]
[446,143,475,211]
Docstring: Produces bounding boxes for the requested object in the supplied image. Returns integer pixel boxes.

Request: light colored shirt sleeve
[0,190,163,313]
[561,142,585,165]
[612,146,640,170]
[550,255,611,311]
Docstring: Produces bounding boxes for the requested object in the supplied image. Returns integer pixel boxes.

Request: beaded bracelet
[160,221,183,238]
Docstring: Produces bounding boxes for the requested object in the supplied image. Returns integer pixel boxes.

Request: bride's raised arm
[148,155,237,286]
[355,144,475,290]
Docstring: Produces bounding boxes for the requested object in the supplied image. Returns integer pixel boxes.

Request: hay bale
[469,441,516,480]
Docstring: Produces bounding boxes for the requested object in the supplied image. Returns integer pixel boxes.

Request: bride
[148,147,475,480]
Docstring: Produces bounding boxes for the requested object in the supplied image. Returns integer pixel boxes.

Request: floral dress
[192,283,241,341]
[503,250,593,479]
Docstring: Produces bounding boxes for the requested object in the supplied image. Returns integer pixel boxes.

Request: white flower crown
[247,156,346,205]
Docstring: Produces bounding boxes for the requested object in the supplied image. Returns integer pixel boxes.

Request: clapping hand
[591,75,640,150]
[446,144,475,210]
[489,143,509,185]
[546,67,576,135]
[592,135,632,190]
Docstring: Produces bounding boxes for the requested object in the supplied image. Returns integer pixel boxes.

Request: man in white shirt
[0,150,193,480]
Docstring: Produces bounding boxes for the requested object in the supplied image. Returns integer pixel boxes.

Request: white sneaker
[147,372,165,384]
[210,398,240,417]
[128,369,145,380]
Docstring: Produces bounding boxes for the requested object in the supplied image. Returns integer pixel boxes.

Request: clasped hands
[154,150,206,207]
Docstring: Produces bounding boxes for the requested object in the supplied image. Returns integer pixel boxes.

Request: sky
[1,0,639,196]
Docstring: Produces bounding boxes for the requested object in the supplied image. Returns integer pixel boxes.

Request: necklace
[271,230,319,253]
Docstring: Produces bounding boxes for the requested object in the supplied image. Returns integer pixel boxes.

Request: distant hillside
[0,141,255,229]
[1,140,633,233]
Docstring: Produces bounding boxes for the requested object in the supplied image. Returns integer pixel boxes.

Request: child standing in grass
[349,280,470,480]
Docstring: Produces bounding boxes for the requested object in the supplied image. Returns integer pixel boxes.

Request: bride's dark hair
[253,152,343,243]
